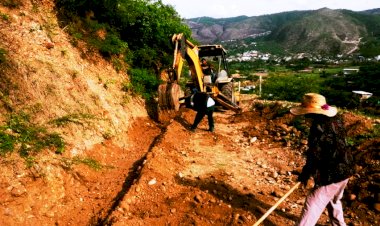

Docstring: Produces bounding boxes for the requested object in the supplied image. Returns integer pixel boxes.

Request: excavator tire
[158,83,181,111]
[158,83,181,123]
[220,82,236,104]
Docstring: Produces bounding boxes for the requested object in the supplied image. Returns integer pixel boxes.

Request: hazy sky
[161,0,380,19]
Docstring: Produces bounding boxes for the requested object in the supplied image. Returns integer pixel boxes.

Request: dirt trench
[93,122,170,225]
[0,116,162,226]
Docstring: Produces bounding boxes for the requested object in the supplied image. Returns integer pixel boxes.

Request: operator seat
[215,70,228,83]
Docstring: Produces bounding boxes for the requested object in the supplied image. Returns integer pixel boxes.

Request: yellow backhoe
[158,33,240,121]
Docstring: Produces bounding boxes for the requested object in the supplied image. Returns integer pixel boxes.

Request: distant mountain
[186,8,380,56]
[360,8,380,15]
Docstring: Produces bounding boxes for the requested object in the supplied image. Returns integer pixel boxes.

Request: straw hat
[290,93,337,117]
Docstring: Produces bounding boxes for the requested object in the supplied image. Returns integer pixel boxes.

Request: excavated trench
[92,119,173,225]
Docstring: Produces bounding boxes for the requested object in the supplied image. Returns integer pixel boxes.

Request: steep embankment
[0,1,158,225]
[0,1,147,146]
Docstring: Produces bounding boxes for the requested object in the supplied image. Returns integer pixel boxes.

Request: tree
[56,0,192,98]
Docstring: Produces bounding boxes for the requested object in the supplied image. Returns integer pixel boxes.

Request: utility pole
[259,75,262,97]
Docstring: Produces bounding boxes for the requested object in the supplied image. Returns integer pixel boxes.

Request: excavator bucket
[157,83,181,123]
[214,93,241,113]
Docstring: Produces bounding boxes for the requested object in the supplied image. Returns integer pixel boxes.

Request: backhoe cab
[158,33,240,121]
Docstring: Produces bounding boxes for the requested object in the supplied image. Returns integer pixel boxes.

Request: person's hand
[297,172,308,186]
[305,177,315,189]
[298,174,314,189]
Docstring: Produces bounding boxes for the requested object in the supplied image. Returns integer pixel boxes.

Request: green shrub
[0,130,15,155]
[43,133,65,154]
[87,30,128,57]
[126,68,160,99]
[73,157,103,171]
[56,0,192,71]
[0,12,9,21]
[99,33,128,56]
[261,73,322,101]
[0,112,65,157]
[61,157,107,171]
[1,0,23,8]
[0,48,7,63]
[49,113,95,127]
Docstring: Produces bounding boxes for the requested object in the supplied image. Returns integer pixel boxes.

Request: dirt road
[106,105,309,225]
[1,97,378,225]
[103,97,379,226]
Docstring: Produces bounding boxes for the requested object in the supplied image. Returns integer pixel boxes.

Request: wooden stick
[253,182,301,226]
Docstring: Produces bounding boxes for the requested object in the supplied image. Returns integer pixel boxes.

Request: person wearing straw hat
[290,93,354,226]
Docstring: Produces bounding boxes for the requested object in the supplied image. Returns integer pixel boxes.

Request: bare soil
[2,95,379,226]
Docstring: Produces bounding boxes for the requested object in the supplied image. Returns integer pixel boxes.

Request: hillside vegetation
[0,0,164,224]
[0,0,192,160]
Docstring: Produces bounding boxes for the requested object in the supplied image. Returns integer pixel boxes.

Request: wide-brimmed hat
[290,93,337,117]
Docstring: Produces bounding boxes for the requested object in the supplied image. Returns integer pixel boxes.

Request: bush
[261,73,321,101]
[56,0,192,70]
[0,12,9,21]
[0,112,65,157]
[98,33,128,55]
[1,0,23,8]
[125,68,160,99]
[0,48,6,63]
[49,113,95,127]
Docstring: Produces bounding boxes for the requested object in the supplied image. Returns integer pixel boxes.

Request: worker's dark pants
[191,106,214,131]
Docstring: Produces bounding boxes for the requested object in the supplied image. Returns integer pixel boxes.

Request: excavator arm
[170,33,205,92]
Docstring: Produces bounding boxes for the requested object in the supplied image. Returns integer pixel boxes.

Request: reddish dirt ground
[105,97,379,226]
[1,96,379,226]
[110,105,379,226]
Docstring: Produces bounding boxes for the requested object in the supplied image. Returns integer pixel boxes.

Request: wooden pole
[253,182,301,226]
[259,75,262,97]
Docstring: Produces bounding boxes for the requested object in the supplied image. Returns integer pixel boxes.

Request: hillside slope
[268,8,363,54]
[0,1,155,224]
[0,1,147,146]
[187,8,380,54]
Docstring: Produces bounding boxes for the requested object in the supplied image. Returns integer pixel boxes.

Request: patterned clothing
[297,114,354,225]
[298,114,354,186]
